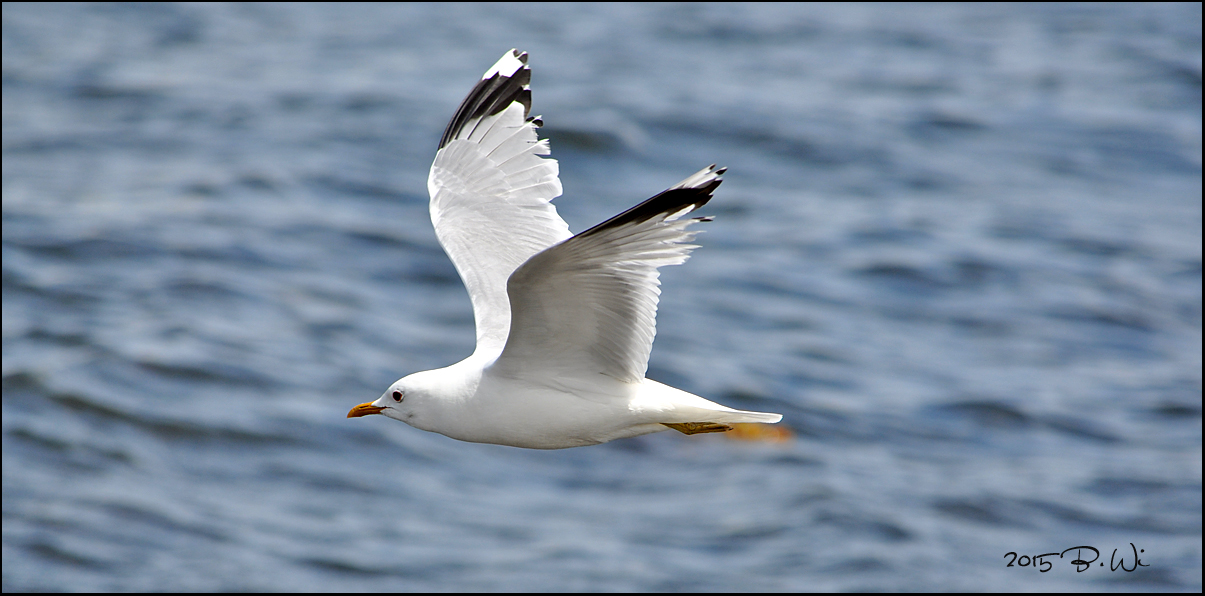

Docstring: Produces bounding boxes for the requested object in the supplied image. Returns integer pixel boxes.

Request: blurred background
[3,3,1200,591]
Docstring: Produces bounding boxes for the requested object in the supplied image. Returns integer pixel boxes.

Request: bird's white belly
[436,376,665,449]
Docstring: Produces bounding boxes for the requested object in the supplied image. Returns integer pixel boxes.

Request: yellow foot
[726,423,794,443]
[662,422,734,435]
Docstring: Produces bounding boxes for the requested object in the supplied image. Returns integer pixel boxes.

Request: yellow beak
[347,402,387,418]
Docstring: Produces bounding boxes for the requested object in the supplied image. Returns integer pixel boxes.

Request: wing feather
[428,50,570,357]
[492,166,725,384]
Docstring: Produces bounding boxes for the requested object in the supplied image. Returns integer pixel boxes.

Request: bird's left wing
[490,165,724,386]
[429,50,571,357]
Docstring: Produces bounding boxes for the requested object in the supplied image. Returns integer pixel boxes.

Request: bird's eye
[392,390,403,402]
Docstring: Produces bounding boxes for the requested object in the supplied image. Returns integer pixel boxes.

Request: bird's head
[347,375,421,425]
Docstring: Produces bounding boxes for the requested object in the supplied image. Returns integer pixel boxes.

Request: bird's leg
[662,422,734,435]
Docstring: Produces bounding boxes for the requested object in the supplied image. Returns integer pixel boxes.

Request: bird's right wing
[428,50,571,358]
[490,166,725,386]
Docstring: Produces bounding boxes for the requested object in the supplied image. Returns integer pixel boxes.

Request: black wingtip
[578,166,724,238]
[438,52,534,149]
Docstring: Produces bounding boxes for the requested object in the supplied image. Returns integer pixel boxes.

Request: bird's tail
[640,379,783,430]
[661,409,783,435]
[698,409,784,424]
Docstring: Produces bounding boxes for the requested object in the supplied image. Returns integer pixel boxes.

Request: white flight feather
[491,169,721,386]
[427,59,569,358]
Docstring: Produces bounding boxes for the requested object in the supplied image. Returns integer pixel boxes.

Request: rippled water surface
[3,3,1201,591]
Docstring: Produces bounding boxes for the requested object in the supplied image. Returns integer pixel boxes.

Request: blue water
[3,3,1200,591]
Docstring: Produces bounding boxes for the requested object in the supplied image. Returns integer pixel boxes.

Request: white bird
[348,49,782,449]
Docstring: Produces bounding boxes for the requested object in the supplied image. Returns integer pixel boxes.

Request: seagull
[347,49,782,449]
